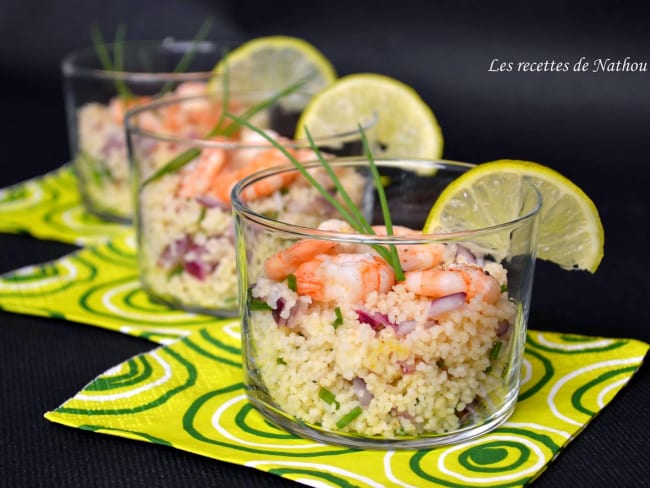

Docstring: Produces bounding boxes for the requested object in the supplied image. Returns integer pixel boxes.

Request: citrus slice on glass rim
[295,73,444,159]
[424,159,605,272]
[209,35,336,110]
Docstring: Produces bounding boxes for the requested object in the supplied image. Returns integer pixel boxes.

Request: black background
[1,1,649,486]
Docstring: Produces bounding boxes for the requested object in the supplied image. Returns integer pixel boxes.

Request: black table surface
[2,1,649,486]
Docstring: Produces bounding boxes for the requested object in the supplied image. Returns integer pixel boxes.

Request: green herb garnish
[90,23,134,100]
[332,306,343,328]
[276,357,287,365]
[226,113,405,280]
[249,299,272,311]
[157,17,215,96]
[287,273,298,292]
[166,264,184,280]
[91,19,215,100]
[500,284,507,293]
[336,406,363,428]
[318,387,340,409]
[489,340,503,361]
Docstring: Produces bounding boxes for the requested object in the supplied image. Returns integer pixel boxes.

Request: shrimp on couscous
[75,82,211,220]
[247,219,517,438]
[128,94,367,315]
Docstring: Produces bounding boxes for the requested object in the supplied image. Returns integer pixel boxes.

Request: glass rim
[125,93,380,149]
[61,38,229,82]
[232,157,543,241]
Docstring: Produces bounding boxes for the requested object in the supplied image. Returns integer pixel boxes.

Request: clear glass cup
[232,158,542,449]
[126,93,377,317]
[61,39,230,222]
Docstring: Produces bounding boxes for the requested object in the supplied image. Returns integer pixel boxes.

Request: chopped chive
[336,406,363,428]
[287,273,297,292]
[318,387,340,409]
[276,357,287,365]
[500,284,507,293]
[489,341,503,361]
[197,206,207,223]
[166,264,184,280]
[332,306,343,328]
[249,299,272,311]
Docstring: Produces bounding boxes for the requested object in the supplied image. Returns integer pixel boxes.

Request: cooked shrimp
[397,243,451,271]
[108,96,151,125]
[264,239,337,281]
[403,264,501,303]
[294,253,395,303]
[371,225,451,270]
[176,147,227,198]
[211,147,299,203]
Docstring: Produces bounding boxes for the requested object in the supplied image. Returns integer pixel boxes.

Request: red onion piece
[158,235,192,268]
[455,245,477,264]
[184,259,211,281]
[399,361,416,374]
[497,320,511,337]
[428,292,466,319]
[396,320,417,337]
[355,310,393,330]
[352,377,373,406]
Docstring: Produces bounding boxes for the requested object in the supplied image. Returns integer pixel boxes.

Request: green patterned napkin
[2,170,648,486]
[45,324,648,488]
[0,231,225,344]
[0,164,129,246]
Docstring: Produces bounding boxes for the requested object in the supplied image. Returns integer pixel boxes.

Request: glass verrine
[62,39,231,222]
[232,158,542,449]
[127,93,376,317]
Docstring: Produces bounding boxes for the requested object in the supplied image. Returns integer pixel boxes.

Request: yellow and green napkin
[0,164,129,246]
[1,168,649,487]
[44,324,648,488]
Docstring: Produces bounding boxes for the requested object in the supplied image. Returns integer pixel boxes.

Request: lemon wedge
[424,159,605,272]
[209,36,336,110]
[295,73,443,158]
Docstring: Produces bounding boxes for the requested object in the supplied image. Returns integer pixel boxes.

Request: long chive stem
[158,17,215,96]
[112,23,133,100]
[229,113,405,280]
[90,24,133,100]
[141,148,201,188]
[359,126,404,280]
[220,71,317,137]
[303,127,372,232]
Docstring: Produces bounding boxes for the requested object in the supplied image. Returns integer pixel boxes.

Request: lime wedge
[424,159,605,273]
[295,73,443,158]
[210,36,336,110]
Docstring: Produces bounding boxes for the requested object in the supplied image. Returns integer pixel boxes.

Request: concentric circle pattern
[45,329,648,487]
[0,164,130,245]
[4,167,649,487]
[0,230,225,342]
